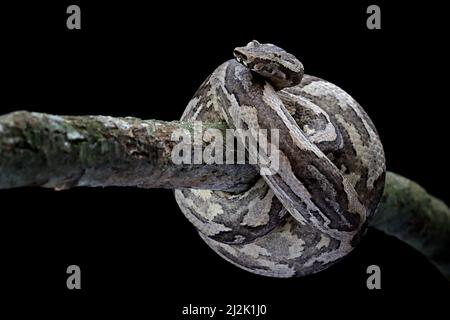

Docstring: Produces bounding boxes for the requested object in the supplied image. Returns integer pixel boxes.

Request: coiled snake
[175,40,386,277]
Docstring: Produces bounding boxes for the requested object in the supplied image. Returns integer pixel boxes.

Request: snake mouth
[233,49,249,66]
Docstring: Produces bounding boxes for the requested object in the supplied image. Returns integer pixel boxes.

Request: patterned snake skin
[175,41,386,277]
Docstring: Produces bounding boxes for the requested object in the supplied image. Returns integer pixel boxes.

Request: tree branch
[1,111,449,279]
[0,111,258,192]
[372,172,450,279]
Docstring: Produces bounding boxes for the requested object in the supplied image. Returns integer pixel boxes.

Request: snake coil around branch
[175,40,386,278]
[0,43,447,279]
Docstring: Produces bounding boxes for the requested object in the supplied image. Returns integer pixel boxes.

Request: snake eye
[247,40,260,47]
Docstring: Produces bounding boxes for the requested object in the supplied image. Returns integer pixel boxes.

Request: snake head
[233,40,304,90]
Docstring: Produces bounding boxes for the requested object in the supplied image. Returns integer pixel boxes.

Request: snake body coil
[175,41,386,277]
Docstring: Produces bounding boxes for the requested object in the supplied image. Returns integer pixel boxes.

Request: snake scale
[175,40,386,277]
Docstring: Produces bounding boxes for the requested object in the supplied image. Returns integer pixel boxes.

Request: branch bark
[372,172,450,279]
[0,111,258,192]
[1,111,449,279]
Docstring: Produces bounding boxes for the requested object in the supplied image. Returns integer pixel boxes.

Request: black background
[1,1,449,317]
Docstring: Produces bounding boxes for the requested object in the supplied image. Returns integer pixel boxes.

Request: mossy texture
[372,172,450,279]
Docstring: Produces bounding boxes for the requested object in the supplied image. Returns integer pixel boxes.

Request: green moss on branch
[372,172,450,279]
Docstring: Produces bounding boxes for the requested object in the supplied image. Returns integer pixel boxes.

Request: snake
[174,40,386,278]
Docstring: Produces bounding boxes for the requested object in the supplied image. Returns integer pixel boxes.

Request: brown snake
[175,40,385,277]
